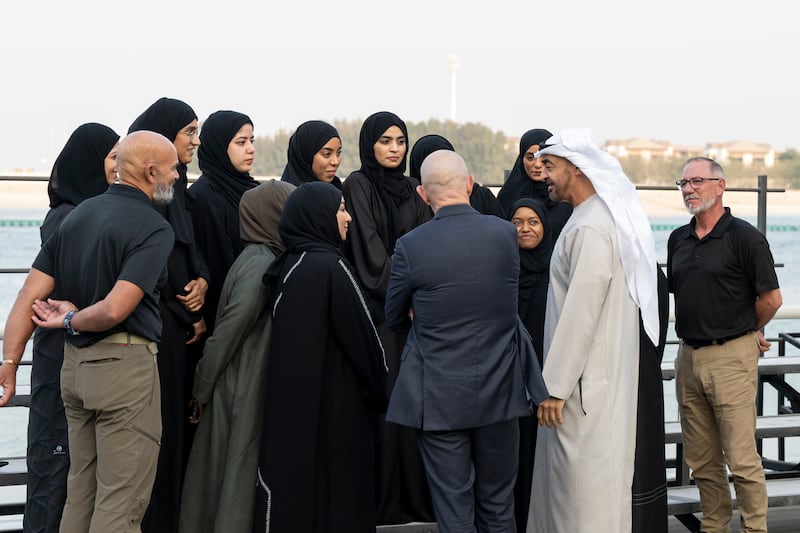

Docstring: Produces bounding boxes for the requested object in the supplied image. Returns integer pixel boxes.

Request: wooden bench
[668,478,800,531]
[0,457,26,531]
[661,355,800,380]
[665,415,800,486]
[0,459,26,489]
[665,414,800,445]
[665,414,800,530]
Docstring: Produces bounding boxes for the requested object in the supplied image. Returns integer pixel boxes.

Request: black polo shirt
[667,208,779,341]
[33,184,174,347]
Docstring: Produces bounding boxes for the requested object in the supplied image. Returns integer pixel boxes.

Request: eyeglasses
[675,177,720,190]
[183,128,200,140]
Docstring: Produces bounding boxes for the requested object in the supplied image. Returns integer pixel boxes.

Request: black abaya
[128,97,211,533]
[254,182,388,533]
[506,197,554,533]
[341,112,434,524]
[190,110,259,333]
[631,266,670,533]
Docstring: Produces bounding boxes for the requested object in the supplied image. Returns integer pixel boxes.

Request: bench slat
[0,459,26,488]
[665,414,800,444]
[662,355,800,380]
[668,478,800,515]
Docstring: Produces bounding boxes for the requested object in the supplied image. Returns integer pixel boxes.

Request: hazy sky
[1,0,796,172]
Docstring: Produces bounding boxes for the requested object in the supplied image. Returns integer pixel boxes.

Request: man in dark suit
[384,150,547,533]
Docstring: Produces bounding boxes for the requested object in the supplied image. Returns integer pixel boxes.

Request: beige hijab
[239,180,296,251]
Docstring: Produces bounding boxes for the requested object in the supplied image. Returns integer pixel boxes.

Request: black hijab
[507,197,553,320]
[128,97,196,141]
[409,134,454,180]
[265,182,344,293]
[47,123,119,208]
[281,120,342,188]
[409,133,503,217]
[198,110,259,207]
[279,181,343,253]
[128,97,198,244]
[357,111,411,251]
[496,128,554,213]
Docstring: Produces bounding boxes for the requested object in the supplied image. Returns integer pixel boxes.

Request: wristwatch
[64,310,81,336]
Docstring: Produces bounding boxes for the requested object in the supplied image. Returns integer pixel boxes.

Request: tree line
[192,118,800,189]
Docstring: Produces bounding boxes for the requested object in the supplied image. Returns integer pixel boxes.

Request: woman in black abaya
[341,111,434,524]
[254,182,388,533]
[128,97,211,533]
[506,197,554,533]
[409,133,503,217]
[280,120,343,188]
[497,128,573,238]
[190,110,259,333]
[27,122,119,533]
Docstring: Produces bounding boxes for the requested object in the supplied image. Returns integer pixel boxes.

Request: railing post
[757,175,768,235]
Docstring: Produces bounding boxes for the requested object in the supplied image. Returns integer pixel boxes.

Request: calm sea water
[1,208,800,463]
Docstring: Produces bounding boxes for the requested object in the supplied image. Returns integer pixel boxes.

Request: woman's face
[372,125,406,170]
[522,144,545,182]
[336,197,352,241]
[227,123,256,173]
[174,119,201,165]
[511,206,544,250]
[104,142,119,184]
[311,137,342,183]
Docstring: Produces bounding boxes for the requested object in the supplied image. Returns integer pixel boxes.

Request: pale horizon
[1,0,796,173]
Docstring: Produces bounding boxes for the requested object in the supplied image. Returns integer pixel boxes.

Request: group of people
[0,98,782,533]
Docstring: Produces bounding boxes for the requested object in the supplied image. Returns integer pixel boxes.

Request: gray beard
[153,182,174,206]
[685,195,715,215]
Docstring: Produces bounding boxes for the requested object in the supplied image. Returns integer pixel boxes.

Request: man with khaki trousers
[1,131,177,532]
[668,157,782,533]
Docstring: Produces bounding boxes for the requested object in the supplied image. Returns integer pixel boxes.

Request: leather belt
[682,330,751,349]
[98,332,153,345]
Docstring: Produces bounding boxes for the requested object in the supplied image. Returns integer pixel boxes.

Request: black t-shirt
[33,184,174,347]
[667,208,779,341]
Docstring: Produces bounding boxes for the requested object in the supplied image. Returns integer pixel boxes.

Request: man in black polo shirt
[0,130,177,532]
[667,157,782,533]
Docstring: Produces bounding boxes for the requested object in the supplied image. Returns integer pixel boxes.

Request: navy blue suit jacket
[385,203,545,431]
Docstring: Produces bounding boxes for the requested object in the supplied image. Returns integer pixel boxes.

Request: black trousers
[417,419,519,533]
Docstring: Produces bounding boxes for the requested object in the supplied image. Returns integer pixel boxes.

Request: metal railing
[0,172,797,529]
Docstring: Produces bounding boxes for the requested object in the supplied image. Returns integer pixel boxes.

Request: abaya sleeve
[191,180,239,327]
[193,250,274,404]
[189,241,210,283]
[342,174,394,314]
[185,190,211,282]
[331,259,389,414]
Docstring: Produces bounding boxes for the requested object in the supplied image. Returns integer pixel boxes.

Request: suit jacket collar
[433,203,478,219]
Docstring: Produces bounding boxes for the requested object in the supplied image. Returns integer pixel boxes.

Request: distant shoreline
[0,182,797,219]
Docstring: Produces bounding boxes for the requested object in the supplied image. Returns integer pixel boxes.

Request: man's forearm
[755,289,782,330]
[2,297,38,362]
[3,269,55,361]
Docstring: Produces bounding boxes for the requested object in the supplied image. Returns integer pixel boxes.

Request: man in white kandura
[527,128,662,533]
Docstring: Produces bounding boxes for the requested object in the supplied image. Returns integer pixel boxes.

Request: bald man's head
[417,150,473,212]
[116,130,179,203]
